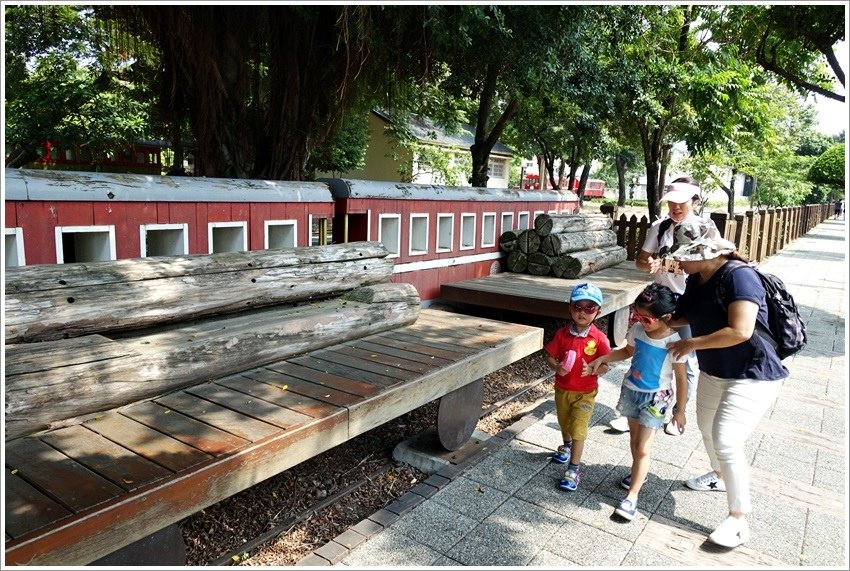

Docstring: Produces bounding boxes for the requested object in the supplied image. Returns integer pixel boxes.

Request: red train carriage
[4,170,579,304]
[4,169,335,266]
[322,178,579,302]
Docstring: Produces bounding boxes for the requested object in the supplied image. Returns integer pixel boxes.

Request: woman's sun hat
[663,219,736,261]
[661,182,701,204]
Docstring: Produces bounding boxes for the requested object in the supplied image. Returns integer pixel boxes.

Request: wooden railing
[611,203,834,262]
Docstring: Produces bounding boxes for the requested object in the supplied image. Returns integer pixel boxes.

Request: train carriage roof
[5,169,334,203]
[320,178,579,202]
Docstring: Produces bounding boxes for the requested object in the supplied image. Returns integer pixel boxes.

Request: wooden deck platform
[4,309,542,566]
[439,261,652,343]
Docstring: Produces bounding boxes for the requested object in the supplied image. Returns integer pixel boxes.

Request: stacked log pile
[4,242,420,440]
[499,213,627,278]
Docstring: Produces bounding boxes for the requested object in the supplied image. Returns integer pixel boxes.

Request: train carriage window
[310,216,331,246]
[4,228,26,267]
[460,213,476,250]
[141,223,189,257]
[501,212,514,233]
[54,225,116,263]
[533,211,544,227]
[208,221,247,254]
[409,214,429,256]
[266,220,298,249]
[378,214,400,258]
[481,213,496,248]
[548,210,558,216]
[436,213,454,252]
[518,211,530,230]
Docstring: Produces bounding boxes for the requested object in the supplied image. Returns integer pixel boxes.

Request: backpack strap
[714,261,777,347]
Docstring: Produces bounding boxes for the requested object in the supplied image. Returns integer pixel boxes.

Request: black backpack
[715,261,807,360]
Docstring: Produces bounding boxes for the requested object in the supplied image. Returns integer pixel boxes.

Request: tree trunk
[516,229,542,255]
[615,153,627,207]
[526,252,553,276]
[557,246,628,278]
[506,250,528,273]
[498,230,519,252]
[534,213,613,236]
[5,242,392,343]
[539,229,618,256]
[4,283,421,441]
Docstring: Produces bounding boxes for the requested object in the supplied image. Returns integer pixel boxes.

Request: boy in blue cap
[544,282,612,491]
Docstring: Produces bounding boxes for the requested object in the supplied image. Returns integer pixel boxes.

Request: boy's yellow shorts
[554,387,598,441]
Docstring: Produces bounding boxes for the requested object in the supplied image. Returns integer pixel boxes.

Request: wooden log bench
[3,243,542,566]
[439,260,652,347]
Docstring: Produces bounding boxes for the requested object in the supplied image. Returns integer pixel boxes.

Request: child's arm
[669,361,687,434]
[583,344,634,376]
[546,353,568,377]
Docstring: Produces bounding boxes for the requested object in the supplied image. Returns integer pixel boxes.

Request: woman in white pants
[664,220,788,548]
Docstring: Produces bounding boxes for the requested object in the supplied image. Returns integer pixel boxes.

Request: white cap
[662,182,700,204]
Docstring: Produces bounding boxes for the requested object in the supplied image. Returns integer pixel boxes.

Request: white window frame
[460,212,476,250]
[436,213,454,253]
[518,211,530,230]
[408,213,429,256]
[54,225,116,264]
[207,221,248,254]
[501,212,515,234]
[4,227,26,267]
[533,210,544,229]
[378,213,401,258]
[264,219,298,250]
[488,158,505,178]
[140,223,189,257]
[481,212,496,248]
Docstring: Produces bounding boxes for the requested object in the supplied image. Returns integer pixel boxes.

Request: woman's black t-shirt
[676,260,788,380]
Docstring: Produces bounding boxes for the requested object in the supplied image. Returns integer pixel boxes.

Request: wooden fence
[611,203,834,262]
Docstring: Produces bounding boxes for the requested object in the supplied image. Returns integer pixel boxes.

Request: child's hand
[670,411,686,435]
[582,360,606,376]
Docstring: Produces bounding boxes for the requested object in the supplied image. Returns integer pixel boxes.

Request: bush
[808,144,845,188]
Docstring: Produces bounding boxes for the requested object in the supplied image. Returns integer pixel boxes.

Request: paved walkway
[299,217,847,568]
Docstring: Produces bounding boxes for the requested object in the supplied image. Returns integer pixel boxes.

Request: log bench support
[90,525,186,567]
[437,378,485,451]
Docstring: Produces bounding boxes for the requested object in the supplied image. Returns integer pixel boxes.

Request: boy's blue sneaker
[551,444,571,464]
[559,467,580,492]
[620,473,648,490]
[614,497,638,521]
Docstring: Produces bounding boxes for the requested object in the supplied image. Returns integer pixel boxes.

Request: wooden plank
[82,412,212,472]
[4,438,125,512]
[121,401,250,456]
[386,330,478,358]
[153,392,280,443]
[323,344,435,374]
[4,469,73,539]
[440,261,650,320]
[264,360,386,395]
[184,383,313,429]
[242,369,366,407]
[285,354,404,387]
[4,415,349,566]
[636,515,786,566]
[352,339,454,366]
[39,425,172,491]
[215,373,340,418]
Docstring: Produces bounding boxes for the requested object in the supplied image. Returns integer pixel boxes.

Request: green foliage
[808,143,846,187]
[307,115,370,175]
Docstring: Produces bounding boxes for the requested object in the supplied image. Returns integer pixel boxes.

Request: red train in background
[520,174,607,199]
[4,169,579,303]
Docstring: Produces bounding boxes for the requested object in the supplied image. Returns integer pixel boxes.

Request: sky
[810,40,848,136]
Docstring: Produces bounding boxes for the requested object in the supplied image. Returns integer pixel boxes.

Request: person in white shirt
[609,176,723,436]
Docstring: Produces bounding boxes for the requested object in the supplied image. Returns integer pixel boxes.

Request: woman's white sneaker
[608,416,630,432]
[685,471,726,491]
[708,516,750,547]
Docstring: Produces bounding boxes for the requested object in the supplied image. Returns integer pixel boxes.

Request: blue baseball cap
[570,282,603,306]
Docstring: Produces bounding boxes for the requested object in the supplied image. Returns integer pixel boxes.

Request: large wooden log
[5,242,392,343]
[534,213,612,236]
[527,252,554,276]
[557,246,628,278]
[539,229,618,256]
[506,250,528,273]
[4,283,420,440]
[516,229,541,255]
[498,230,519,252]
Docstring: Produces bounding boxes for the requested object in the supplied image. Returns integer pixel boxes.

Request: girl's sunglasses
[630,309,658,325]
[570,302,599,314]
